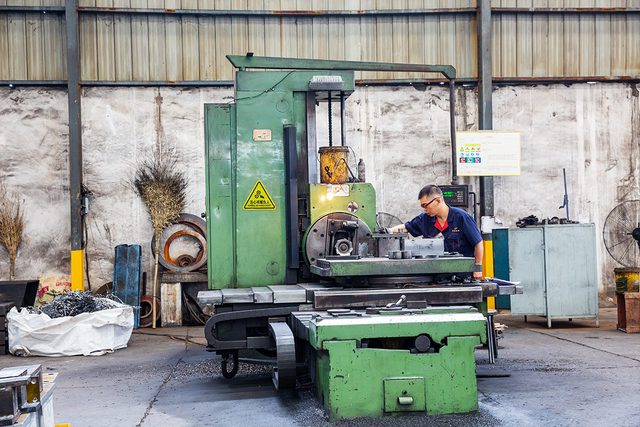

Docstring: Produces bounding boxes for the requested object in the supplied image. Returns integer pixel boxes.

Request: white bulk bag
[7,305,134,357]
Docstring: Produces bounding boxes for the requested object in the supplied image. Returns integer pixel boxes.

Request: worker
[390,184,483,280]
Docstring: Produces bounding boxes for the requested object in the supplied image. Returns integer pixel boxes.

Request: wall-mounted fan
[603,200,640,267]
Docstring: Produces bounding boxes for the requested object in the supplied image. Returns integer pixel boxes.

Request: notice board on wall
[455,131,521,176]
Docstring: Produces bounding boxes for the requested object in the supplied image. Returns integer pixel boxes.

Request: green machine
[200,55,521,421]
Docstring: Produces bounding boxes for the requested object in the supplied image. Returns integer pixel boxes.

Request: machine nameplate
[243,180,276,210]
[252,129,272,141]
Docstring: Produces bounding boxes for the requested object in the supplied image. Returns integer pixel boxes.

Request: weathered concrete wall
[0,82,637,306]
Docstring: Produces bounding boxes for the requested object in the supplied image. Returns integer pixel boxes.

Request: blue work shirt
[404,206,482,257]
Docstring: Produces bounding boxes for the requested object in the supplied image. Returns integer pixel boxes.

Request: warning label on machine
[243,181,276,210]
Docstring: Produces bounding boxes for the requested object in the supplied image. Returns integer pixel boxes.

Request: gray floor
[1,308,639,427]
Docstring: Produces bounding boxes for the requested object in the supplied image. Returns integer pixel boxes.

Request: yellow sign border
[243,180,277,210]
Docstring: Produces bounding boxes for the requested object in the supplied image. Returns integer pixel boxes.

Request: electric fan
[603,200,640,267]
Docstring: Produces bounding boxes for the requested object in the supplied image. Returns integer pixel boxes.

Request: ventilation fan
[603,200,640,267]
[376,212,403,230]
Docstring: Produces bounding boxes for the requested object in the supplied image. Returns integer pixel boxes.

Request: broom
[134,154,187,328]
[0,182,25,280]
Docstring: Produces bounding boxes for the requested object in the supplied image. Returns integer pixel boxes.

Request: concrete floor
[1,308,639,427]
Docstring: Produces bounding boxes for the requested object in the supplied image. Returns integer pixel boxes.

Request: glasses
[421,198,439,209]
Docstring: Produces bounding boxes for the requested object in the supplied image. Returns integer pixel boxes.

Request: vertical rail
[477,0,494,217]
[66,0,84,291]
[340,91,346,146]
[284,125,299,271]
[449,79,457,184]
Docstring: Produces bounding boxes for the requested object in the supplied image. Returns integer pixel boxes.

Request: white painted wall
[0,82,637,306]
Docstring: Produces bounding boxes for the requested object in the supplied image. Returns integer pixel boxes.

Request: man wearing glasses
[390,184,484,280]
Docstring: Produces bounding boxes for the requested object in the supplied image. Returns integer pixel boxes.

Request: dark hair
[418,185,442,200]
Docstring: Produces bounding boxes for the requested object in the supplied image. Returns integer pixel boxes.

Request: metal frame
[2,6,638,14]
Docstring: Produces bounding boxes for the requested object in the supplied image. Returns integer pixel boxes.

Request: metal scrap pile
[36,291,122,318]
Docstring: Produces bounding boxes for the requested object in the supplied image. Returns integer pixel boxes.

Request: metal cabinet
[493,224,598,328]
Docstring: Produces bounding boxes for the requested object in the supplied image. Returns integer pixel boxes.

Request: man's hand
[390,224,406,234]
[472,271,482,280]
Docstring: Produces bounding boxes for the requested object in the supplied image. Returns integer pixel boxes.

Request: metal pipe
[328,91,332,147]
[7,6,631,15]
[66,0,84,290]
[340,91,346,147]
[477,0,494,217]
[449,78,457,185]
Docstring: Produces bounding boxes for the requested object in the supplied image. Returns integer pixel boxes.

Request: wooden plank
[516,0,532,77]
[148,0,166,81]
[80,14,98,80]
[42,0,64,80]
[578,0,595,77]
[500,0,517,77]
[264,0,281,58]
[231,0,248,62]
[377,0,392,79]
[593,0,610,77]
[165,0,183,81]
[296,0,313,59]
[0,12,8,79]
[423,0,440,79]
[113,0,132,81]
[198,0,215,80]
[627,2,640,75]
[247,0,265,58]
[96,8,116,81]
[563,0,579,76]
[392,0,407,79]
[181,0,198,79]
[547,0,563,76]
[327,0,344,61]
[438,0,455,75]
[26,11,45,80]
[531,0,547,77]
[7,0,27,80]
[161,282,182,327]
[610,0,625,76]
[359,0,375,78]
[281,0,297,58]
[407,0,424,79]
[490,0,501,77]
[131,0,149,81]
[24,0,45,80]
[344,0,360,78]
[215,0,232,80]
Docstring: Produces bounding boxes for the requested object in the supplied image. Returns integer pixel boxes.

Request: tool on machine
[199,55,522,421]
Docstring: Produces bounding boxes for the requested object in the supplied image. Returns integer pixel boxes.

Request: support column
[477,0,493,217]
[478,0,494,308]
[66,0,84,291]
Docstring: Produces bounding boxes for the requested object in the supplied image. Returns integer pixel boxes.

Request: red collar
[434,219,449,232]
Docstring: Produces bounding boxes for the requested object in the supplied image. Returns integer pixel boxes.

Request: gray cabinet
[502,224,598,328]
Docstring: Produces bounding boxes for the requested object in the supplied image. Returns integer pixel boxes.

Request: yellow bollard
[70,250,85,291]
[482,239,495,310]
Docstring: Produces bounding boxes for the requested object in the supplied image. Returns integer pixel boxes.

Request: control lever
[386,295,407,308]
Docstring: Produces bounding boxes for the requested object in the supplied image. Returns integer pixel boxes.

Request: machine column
[66,0,85,291]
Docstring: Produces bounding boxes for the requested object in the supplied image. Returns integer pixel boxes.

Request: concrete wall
[0,82,637,305]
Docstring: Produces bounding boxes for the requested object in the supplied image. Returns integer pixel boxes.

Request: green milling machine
[199,55,522,421]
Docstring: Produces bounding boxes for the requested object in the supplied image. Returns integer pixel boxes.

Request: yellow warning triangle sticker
[243,180,276,210]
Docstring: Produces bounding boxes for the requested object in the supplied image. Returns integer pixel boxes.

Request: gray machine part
[404,238,445,258]
[269,322,297,389]
[305,213,373,264]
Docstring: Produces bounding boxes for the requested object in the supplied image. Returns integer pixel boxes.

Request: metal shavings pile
[36,291,122,318]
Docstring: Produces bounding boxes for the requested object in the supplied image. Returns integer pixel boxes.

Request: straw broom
[134,155,187,328]
[0,182,25,280]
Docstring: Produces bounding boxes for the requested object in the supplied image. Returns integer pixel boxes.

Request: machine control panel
[439,185,469,207]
